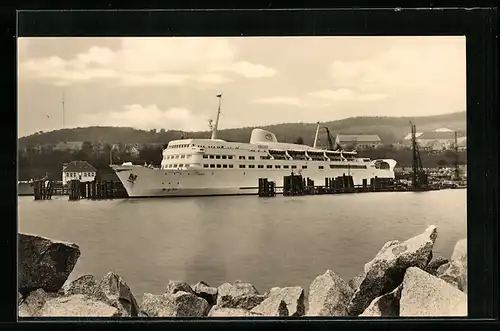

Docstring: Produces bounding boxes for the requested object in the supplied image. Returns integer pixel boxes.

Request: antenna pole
[62,92,65,130]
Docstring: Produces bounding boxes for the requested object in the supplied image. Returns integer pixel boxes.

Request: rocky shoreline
[18,226,467,317]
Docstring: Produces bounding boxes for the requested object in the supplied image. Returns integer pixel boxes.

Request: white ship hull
[112,165,395,198]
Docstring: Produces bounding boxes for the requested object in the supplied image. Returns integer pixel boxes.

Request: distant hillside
[18,111,466,149]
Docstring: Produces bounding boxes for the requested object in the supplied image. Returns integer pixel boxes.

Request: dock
[258,174,438,198]
[33,180,54,200]
[31,179,128,201]
[68,180,128,201]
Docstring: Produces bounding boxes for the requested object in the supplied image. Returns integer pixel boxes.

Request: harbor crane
[410,122,428,189]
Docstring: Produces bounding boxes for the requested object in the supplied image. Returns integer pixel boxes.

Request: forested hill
[18,111,466,148]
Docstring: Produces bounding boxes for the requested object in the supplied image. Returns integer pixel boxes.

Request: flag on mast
[216,93,222,98]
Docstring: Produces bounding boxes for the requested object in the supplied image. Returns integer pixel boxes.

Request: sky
[17,36,466,138]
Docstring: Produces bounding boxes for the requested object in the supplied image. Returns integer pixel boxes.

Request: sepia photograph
[17,35,467,318]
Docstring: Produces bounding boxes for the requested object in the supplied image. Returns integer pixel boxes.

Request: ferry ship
[111,95,397,198]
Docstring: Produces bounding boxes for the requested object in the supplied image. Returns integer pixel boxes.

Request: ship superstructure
[111,95,397,197]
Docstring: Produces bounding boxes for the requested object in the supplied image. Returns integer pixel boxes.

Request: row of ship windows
[166,154,355,161]
[165,154,256,160]
[169,144,235,150]
[165,154,192,160]
[163,164,367,170]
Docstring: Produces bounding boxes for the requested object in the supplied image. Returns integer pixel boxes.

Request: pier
[258,178,276,197]
[68,180,128,201]
[31,179,128,201]
[33,180,54,200]
[258,174,439,198]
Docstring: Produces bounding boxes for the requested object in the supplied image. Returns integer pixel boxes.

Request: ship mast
[312,122,320,148]
[211,93,223,140]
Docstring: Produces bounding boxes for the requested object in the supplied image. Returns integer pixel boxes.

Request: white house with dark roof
[335,134,383,150]
[62,161,97,186]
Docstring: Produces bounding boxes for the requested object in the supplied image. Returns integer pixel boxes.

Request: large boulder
[399,267,467,316]
[18,233,81,294]
[451,238,467,261]
[359,286,401,317]
[141,291,209,317]
[60,274,106,300]
[425,256,449,276]
[192,281,218,306]
[60,273,140,316]
[307,270,353,316]
[99,272,140,316]
[37,294,120,317]
[208,306,262,317]
[260,286,305,316]
[164,280,195,295]
[216,281,265,310]
[250,299,289,316]
[347,225,438,316]
[436,254,467,293]
[348,273,364,291]
[18,289,58,317]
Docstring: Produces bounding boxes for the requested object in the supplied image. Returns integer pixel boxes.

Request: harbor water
[18,189,466,300]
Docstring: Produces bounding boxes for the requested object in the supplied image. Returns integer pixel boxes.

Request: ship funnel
[250,129,278,144]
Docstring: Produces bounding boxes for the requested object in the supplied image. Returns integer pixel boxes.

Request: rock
[400,267,467,316]
[137,310,149,317]
[208,306,262,317]
[348,273,365,291]
[216,281,265,310]
[359,286,401,317]
[425,256,449,276]
[18,289,58,317]
[307,270,353,316]
[263,287,281,297]
[99,272,140,316]
[192,281,218,306]
[451,238,467,261]
[251,299,289,316]
[165,280,195,295]
[436,254,467,293]
[259,286,305,316]
[141,291,209,317]
[60,272,140,316]
[347,225,438,316]
[60,274,107,302]
[37,294,120,317]
[18,233,81,294]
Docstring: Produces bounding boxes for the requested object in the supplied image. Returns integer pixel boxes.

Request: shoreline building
[402,127,466,152]
[335,134,383,150]
[62,161,97,186]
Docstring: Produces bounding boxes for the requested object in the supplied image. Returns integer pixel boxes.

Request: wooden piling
[65,179,127,201]
[33,179,54,200]
[258,178,276,197]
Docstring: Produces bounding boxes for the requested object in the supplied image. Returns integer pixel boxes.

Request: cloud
[328,41,465,96]
[78,104,210,132]
[308,88,389,101]
[252,97,303,107]
[211,61,277,78]
[19,38,276,87]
